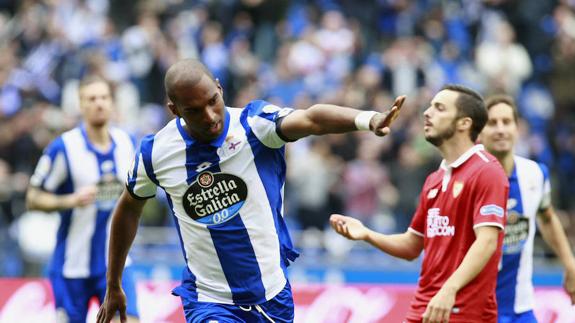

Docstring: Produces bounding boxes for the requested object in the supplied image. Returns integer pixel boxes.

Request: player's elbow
[402,249,422,261]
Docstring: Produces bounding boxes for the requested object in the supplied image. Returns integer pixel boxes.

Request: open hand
[422,286,456,323]
[96,286,127,323]
[330,214,369,241]
[370,95,407,136]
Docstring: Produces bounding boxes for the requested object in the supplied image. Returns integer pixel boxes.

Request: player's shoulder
[109,127,135,147]
[463,148,508,184]
[242,100,290,118]
[48,127,82,152]
[514,155,549,181]
[514,155,547,174]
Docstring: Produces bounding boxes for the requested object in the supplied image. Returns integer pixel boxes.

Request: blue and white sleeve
[126,136,157,199]
[29,137,68,192]
[244,100,294,148]
[538,162,551,211]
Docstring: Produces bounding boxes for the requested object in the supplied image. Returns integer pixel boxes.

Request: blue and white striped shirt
[496,156,551,315]
[30,125,136,278]
[126,100,299,305]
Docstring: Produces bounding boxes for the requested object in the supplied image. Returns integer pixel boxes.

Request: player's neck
[85,123,112,152]
[497,152,515,177]
[439,136,475,165]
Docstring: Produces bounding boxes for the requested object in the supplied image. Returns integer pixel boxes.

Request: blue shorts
[180,281,294,323]
[49,266,139,323]
[498,310,538,323]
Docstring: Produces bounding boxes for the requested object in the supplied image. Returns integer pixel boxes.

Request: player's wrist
[62,194,78,209]
[354,111,378,131]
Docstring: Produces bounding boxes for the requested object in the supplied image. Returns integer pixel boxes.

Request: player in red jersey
[331,84,509,323]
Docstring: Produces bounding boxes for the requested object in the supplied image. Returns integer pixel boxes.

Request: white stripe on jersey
[512,156,546,313]
[61,129,100,278]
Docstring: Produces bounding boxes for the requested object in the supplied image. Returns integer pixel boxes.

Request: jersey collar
[176,108,230,148]
[80,123,116,157]
[440,144,485,171]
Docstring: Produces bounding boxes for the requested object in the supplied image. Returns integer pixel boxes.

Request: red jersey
[406,145,508,323]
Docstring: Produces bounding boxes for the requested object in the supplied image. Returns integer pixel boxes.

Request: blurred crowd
[1,0,575,276]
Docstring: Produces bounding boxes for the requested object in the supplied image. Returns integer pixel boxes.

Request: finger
[430,306,441,323]
[422,307,430,323]
[374,126,391,136]
[441,308,450,323]
[330,214,346,223]
[395,95,406,109]
[120,309,127,323]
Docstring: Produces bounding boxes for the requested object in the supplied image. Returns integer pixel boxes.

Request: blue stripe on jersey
[80,126,120,275]
[239,107,299,271]
[245,100,278,121]
[209,214,266,303]
[48,138,75,275]
[497,166,524,315]
[140,135,160,187]
[90,210,109,275]
[127,147,140,193]
[176,117,265,304]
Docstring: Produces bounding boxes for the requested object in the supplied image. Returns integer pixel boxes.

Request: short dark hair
[164,59,217,104]
[441,84,486,142]
[485,94,519,123]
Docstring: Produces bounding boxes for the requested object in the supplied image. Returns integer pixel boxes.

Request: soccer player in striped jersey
[480,95,575,323]
[331,85,509,323]
[26,76,139,323]
[96,58,405,323]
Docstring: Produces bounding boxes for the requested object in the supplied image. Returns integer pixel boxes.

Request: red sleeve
[408,178,431,237]
[472,162,509,230]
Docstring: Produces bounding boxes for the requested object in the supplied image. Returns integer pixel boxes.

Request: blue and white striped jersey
[30,125,136,278]
[496,156,551,315]
[126,100,299,305]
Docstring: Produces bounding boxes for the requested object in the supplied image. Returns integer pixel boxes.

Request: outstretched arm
[279,96,406,141]
[422,226,500,323]
[96,190,147,323]
[26,186,97,212]
[537,206,575,304]
[330,213,423,261]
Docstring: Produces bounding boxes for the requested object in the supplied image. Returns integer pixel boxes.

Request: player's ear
[215,78,224,97]
[167,100,180,117]
[457,117,472,131]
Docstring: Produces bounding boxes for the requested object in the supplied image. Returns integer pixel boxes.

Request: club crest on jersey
[452,181,464,198]
[218,135,244,158]
[96,174,123,210]
[183,171,248,226]
[503,210,529,254]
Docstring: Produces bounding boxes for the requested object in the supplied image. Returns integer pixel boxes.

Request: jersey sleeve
[472,162,509,230]
[408,177,431,237]
[537,162,551,212]
[244,100,294,149]
[126,135,157,199]
[29,137,69,192]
